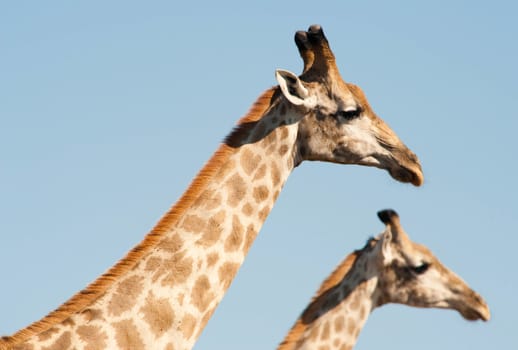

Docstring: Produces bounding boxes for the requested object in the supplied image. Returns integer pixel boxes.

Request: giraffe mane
[0,87,278,348]
[277,238,376,350]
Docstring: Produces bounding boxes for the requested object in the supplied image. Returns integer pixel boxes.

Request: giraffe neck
[278,247,380,350]
[5,88,301,350]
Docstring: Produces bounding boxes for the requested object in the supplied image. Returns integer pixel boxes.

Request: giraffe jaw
[386,163,424,187]
[358,155,424,187]
[458,300,491,321]
[446,289,491,322]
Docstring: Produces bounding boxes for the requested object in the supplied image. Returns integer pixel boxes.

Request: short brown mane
[0,87,278,349]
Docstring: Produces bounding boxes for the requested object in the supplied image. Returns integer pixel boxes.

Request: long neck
[278,250,379,350]
[4,88,300,350]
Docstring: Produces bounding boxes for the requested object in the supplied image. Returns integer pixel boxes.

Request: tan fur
[0,88,277,349]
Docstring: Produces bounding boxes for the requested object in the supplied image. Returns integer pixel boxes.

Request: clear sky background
[1,1,516,349]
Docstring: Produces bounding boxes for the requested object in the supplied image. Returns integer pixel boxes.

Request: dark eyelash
[337,107,362,120]
[411,262,430,275]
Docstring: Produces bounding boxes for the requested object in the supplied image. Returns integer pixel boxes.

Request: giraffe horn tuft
[377,209,400,225]
[296,24,338,80]
[294,30,314,74]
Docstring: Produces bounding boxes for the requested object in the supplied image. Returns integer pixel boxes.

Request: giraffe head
[275,25,423,186]
[375,209,490,321]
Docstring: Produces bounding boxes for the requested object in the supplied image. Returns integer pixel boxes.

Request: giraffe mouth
[451,292,491,322]
[372,136,424,186]
[458,300,491,321]
[387,164,424,187]
[359,153,423,186]
[383,148,424,186]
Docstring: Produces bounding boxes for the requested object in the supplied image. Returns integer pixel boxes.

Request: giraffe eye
[337,107,362,120]
[411,262,430,275]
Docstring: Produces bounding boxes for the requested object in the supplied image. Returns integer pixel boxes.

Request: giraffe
[0,25,424,350]
[278,209,490,350]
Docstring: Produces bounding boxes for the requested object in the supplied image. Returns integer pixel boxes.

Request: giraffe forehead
[308,80,358,109]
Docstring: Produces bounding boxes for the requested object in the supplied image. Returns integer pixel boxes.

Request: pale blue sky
[1,1,516,349]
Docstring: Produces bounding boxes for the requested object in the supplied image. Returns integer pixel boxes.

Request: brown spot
[146,258,162,281]
[196,307,216,340]
[42,331,71,350]
[114,319,144,350]
[140,291,175,338]
[334,315,345,332]
[181,214,206,233]
[159,252,193,287]
[253,185,270,203]
[253,164,267,180]
[271,163,281,187]
[318,346,330,350]
[193,188,213,207]
[309,326,320,341]
[340,345,352,350]
[280,126,289,139]
[207,252,219,268]
[77,325,108,350]
[219,262,240,289]
[242,202,254,216]
[262,129,277,146]
[349,292,361,311]
[177,293,185,305]
[108,275,144,316]
[191,276,214,312]
[240,148,261,176]
[193,188,223,211]
[165,343,175,350]
[321,321,330,340]
[225,215,244,252]
[333,338,341,347]
[160,234,184,253]
[243,224,258,255]
[273,190,280,201]
[80,308,103,322]
[258,205,270,221]
[278,144,289,156]
[197,210,226,247]
[226,173,247,207]
[216,158,236,180]
[205,192,222,211]
[12,343,34,350]
[62,317,75,327]
[37,327,59,342]
[181,313,197,340]
[346,317,355,336]
[266,145,276,156]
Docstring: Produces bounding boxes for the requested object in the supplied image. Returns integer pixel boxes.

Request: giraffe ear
[378,210,397,265]
[380,226,395,265]
[275,69,317,108]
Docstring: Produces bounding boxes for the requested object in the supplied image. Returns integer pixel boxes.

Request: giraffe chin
[460,307,491,322]
[356,154,423,186]
[387,166,424,187]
